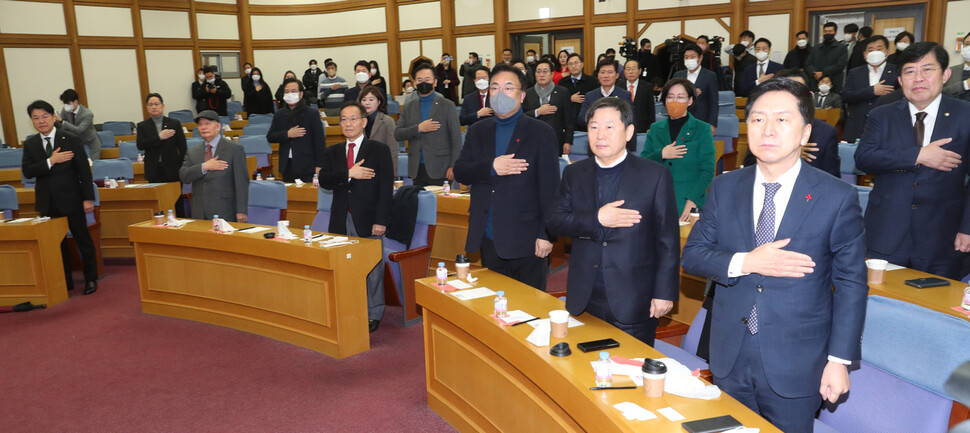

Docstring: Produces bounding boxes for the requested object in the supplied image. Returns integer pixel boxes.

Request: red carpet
[0,259,455,432]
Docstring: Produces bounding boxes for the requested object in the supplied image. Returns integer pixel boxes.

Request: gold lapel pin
[945,112,950,117]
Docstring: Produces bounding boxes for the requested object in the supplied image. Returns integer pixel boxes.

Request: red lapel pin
[805,194,812,201]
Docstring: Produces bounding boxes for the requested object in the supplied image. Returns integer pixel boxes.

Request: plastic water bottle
[494,291,508,318]
[166,209,175,222]
[312,173,319,187]
[595,351,613,387]
[303,225,312,243]
[436,262,447,287]
[103,176,110,187]
[212,214,220,231]
[137,153,144,163]
[255,171,262,181]
[442,181,451,195]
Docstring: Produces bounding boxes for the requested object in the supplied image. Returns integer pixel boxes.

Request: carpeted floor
[0,259,459,433]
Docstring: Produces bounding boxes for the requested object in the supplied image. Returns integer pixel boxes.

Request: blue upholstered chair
[397,154,409,180]
[654,307,711,373]
[101,121,132,137]
[558,157,568,178]
[0,184,18,218]
[383,189,437,326]
[246,180,287,226]
[247,113,274,124]
[227,101,243,120]
[815,295,970,433]
[635,133,648,155]
[386,98,400,115]
[242,123,270,136]
[168,110,194,124]
[855,185,872,216]
[570,132,589,162]
[310,187,335,232]
[92,158,134,182]
[97,130,116,149]
[717,90,736,115]
[0,148,23,168]
[118,141,139,161]
[186,137,204,149]
[21,171,35,188]
[239,135,272,170]
[838,142,864,184]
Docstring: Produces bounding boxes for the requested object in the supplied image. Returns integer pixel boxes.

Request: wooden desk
[0,217,69,307]
[432,193,480,267]
[416,270,780,432]
[675,221,708,326]
[128,220,381,358]
[870,268,969,321]
[285,184,319,229]
[0,167,22,187]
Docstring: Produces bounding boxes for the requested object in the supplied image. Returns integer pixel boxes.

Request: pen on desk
[238,227,256,231]
[589,386,637,390]
[511,317,541,326]
[310,234,326,240]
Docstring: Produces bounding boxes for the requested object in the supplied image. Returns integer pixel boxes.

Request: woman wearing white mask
[242,66,274,115]
[275,70,301,106]
[886,31,914,67]
[266,78,326,183]
[435,53,460,105]
[368,60,388,94]
[944,32,970,101]
[192,67,207,113]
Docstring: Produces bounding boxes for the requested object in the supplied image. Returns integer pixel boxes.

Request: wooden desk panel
[0,167,22,187]
[285,184,319,229]
[129,220,381,358]
[0,217,69,307]
[432,193,481,267]
[417,270,780,432]
[99,183,180,257]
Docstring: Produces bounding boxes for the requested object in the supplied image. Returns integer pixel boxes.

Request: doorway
[510,29,584,63]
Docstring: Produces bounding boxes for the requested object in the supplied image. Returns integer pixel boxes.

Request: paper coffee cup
[549,309,569,338]
[455,262,470,279]
[153,212,165,226]
[866,259,888,284]
[642,358,667,397]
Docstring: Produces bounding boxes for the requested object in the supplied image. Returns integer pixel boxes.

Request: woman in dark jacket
[275,70,300,105]
[435,54,460,105]
[242,67,275,114]
[267,78,326,183]
[367,60,388,94]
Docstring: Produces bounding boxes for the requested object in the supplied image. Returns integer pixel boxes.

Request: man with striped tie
[682,78,868,433]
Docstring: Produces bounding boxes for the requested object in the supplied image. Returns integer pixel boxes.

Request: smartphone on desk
[904,277,951,289]
[577,338,619,353]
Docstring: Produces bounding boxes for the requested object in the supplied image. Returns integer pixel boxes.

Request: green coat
[640,113,715,215]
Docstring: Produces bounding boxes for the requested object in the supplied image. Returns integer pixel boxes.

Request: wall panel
[196,0,235,4]
[594,0,626,14]
[399,1,441,31]
[748,14,790,63]
[250,8,386,40]
[944,0,970,67]
[145,50,196,113]
[0,0,67,35]
[400,40,421,74]
[638,0,728,10]
[508,0,583,22]
[641,21,682,51]
[594,25,627,60]
[5,48,74,142]
[250,0,343,3]
[141,10,191,39]
[423,38,444,60]
[81,49,143,125]
[456,35,496,67]
[75,5,134,38]
[455,0,494,26]
[685,18,731,65]
[197,13,239,40]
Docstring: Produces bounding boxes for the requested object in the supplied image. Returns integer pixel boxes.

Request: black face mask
[417,82,434,95]
[823,33,835,43]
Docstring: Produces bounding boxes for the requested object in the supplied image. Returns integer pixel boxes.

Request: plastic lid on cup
[214,215,219,218]
[154,211,163,216]
[455,254,470,264]
[642,358,667,374]
[599,351,610,360]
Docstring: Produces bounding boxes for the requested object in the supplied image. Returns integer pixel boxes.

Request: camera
[709,36,724,55]
[618,38,638,60]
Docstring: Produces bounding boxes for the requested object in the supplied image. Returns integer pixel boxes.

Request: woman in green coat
[640,77,715,221]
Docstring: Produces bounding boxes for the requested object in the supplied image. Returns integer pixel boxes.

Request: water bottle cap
[497,291,504,297]
[438,262,446,267]
[167,209,173,213]
[304,225,310,229]
[213,215,219,218]
[599,351,610,360]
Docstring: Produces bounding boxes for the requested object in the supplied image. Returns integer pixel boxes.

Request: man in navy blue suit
[841,35,899,142]
[454,64,560,290]
[674,44,719,135]
[577,59,632,131]
[682,79,868,433]
[547,97,680,345]
[855,42,970,279]
[738,38,784,97]
[459,67,491,126]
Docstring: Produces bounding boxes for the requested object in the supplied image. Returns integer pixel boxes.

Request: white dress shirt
[686,67,700,84]
[755,60,770,83]
[42,126,58,169]
[345,133,364,181]
[963,63,969,91]
[600,85,616,98]
[909,93,942,147]
[868,62,887,86]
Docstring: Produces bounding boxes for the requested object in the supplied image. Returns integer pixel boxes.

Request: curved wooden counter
[416,270,780,432]
[129,220,381,358]
[0,217,69,307]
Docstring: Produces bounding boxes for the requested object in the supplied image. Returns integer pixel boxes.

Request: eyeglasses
[490,84,519,93]
[900,66,941,79]
[340,116,362,123]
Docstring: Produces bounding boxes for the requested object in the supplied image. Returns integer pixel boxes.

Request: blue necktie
[749,182,781,334]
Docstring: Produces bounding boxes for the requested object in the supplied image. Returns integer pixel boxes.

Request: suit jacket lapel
[507,117,525,156]
[931,97,953,142]
[775,165,820,241]
[578,160,599,217]
[736,167,757,251]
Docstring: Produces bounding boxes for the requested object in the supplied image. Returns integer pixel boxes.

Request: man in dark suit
[523,59,574,156]
[841,36,899,142]
[559,53,599,127]
[21,100,98,295]
[56,89,102,161]
[266,78,326,183]
[394,63,462,188]
[178,110,249,222]
[137,93,187,216]
[738,38,785,97]
[847,26,873,71]
[855,42,970,279]
[547,97,679,345]
[618,58,656,134]
[683,79,867,433]
[459,67,492,126]
[806,22,848,91]
[675,44,720,134]
[577,60,632,131]
[454,64,560,291]
[319,101,393,333]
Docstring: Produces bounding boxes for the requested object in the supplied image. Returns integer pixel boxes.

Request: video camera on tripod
[618,38,638,60]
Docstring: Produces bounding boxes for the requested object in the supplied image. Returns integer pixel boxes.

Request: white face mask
[755,51,769,61]
[370,68,377,75]
[797,39,808,48]
[198,74,205,81]
[526,55,535,63]
[740,40,750,47]
[245,68,252,75]
[252,74,261,82]
[405,86,414,93]
[818,83,831,94]
[962,46,970,62]
[843,33,854,42]
[475,79,489,90]
[896,42,909,51]
[866,51,886,66]
[206,78,215,84]
[684,59,699,71]
[64,103,74,112]
[355,71,369,83]
[310,64,318,70]
[283,93,301,104]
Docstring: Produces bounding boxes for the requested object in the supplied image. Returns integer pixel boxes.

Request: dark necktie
[914,111,928,148]
[480,93,486,109]
[817,94,824,107]
[204,144,213,162]
[758,63,764,79]
[749,182,782,335]
[44,137,53,157]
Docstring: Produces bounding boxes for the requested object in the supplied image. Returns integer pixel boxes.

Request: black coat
[460,91,490,126]
[618,78,656,133]
[559,73,599,125]
[136,117,187,183]
[523,84,574,155]
[266,104,326,182]
[242,78,275,114]
[194,78,232,116]
[319,138,393,236]
[22,129,94,215]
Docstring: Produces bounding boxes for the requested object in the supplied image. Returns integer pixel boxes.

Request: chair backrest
[118,141,139,160]
[97,130,116,148]
[0,148,23,168]
[227,101,243,119]
[717,90,736,116]
[855,185,871,216]
[310,187,335,232]
[558,157,568,177]
[92,157,134,180]
[186,137,204,148]
[398,153,409,178]
[838,142,863,175]
[635,133,648,155]
[571,132,589,157]
[168,110,194,123]
[715,115,740,139]
[246,180,287,226]
[243,123,271,136]
[218,116,231,126]
[21,171,35,188]
[247,113,274,124]
[386,98,400,115]
[680,306,708,356]
[238,135,272,155]
[102,121,132,137]
[0,184,18,218]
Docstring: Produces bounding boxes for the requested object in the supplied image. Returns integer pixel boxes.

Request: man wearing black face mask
[454,64,560,291]
[395,63,461,187]
[806,22,848,91]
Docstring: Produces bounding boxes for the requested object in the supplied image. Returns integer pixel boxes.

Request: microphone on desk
[0,302,47,314]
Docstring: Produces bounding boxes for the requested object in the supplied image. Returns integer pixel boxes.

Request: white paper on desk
[123,183,140,188]
[237,227,270,233]
[886,263,905,271]
[528,317,584,328]
[217,219,236,232]
[446,279,473,290]
[658,357,721,399]
[294,179,304,186]
[165,218,189,227]
[5,218,36,224]
[277,221,295,238]
[657,407,685,421]
[612,402,657,421]
[451,287,496,300]
[526,321,551,347]
[500,310,535,325]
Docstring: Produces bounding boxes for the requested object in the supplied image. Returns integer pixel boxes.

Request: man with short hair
[318,60,347,106]
[302,59,323,105]
[617,58,656,134]
[943,32,970,101]
[806,22,848,91]
[725,30,756,69]
[136,93,188,215]
[55,89,101,161]
[842,35,899,142]
[454,64,560,291]
[460,67,492,126]
[345,60,372,103]
[674,44,720,133]
[843,23,860,59]
[560,53,599,126]
[855,42,970,279]
[732,42,757,96]
[577,60,632,131]
[395,63,461,187]
[460,52,484,98]
[847,25,872,70]
[319,101,393,333]
[784,31,813,71]
[267,78,326,183]
[683,78,868,433]
[22,100,99,295]
[195,66,232,116]
[739,38,784,97]
[638,38,663,84]
[241,62,254,113]
[523,59,574,156]
[547,97,679,345]
[178,110,249,222]
[500,48,513,65]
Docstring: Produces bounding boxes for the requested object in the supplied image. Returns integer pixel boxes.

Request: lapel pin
[945,112,950,117]
[805,194,813,201]
[516,139,520,142]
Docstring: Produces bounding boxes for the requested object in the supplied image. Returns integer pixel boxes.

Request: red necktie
[629,83,635,101]
[480,93,486,108]
[347,142,356,169]
[204,144,213,162]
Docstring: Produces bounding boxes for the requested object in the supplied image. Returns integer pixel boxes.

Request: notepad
[237,227,270,234]
[527,317,584,328]
[451,287,496,300]
[446,279,473,290]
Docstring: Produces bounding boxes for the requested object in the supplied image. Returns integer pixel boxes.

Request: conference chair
[310,186,335,233]
[718,91,736,116]
[118,141,139,161]
[0,184,18,218]
[102,121,133,137]
[242,123,270,136]
[386,99,400,115]
[97,130,115,149]
[186,137,204,148]
[558,157,568,178]
[246,180,287,226]
[67,182,103,277]
[654,307,711,377]
[92,158,134,183]
[655,101,667,123]
[397,154,409,182]
[218,116,232,127]
[168,110,194,124]
[634,133,648,155]
[238,135,273,174]
[838,141,865,185]
[383,189,437,326]
[570,132,589,162]
[815,295,970,433]
[0,147,23,168]
[227,101,243,120]
[247,113,274,124]
[855,185,872,216]
[21,171,35,188]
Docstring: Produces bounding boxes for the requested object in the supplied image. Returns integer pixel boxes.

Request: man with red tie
[460,67,492,126]
[178,110,249,222]
[618,58,656,134]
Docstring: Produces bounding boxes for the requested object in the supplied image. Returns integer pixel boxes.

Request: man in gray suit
[179,110,249,222]
[54,89,102,161]
[395,63,461,187]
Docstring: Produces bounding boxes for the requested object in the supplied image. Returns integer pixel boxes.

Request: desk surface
[0,217,69,307]
[417,270,779,432]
